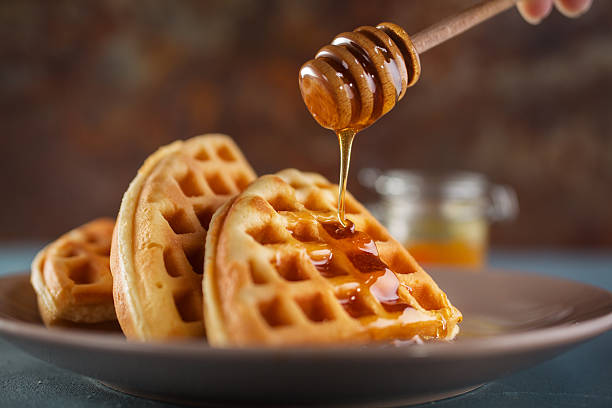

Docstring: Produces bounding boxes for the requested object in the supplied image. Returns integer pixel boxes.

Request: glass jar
[359,169,518,268]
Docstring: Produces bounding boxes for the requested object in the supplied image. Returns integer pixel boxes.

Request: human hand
[518,0,592,24]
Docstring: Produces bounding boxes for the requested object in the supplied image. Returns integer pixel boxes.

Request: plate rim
[1,268,612,361]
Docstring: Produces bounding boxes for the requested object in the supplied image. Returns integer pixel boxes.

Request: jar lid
[359,169,488,200]
[359,168,518,222]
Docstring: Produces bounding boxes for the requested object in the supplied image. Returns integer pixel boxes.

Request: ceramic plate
[1,268,612,407]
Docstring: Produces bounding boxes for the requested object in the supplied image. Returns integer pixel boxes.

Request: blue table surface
[1,244,611,408]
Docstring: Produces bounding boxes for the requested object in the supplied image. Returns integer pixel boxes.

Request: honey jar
[360,169,518,268]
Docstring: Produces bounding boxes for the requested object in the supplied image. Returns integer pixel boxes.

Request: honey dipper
[299,0,518,131]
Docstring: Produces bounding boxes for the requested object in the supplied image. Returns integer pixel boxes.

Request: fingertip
[518,6,543,25]
[518,0,554,25]
[555,0,592,18]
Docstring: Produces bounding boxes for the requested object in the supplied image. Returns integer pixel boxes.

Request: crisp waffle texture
[31,218,116,326]
[204,169,462,347]
[111,134,256,341]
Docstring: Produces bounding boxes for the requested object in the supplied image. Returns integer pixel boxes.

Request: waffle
[111,134,256,340]
[31,218,116,327]
[204,169,462,347]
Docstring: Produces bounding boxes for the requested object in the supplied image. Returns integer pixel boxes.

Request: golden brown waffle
[204,169,462,347]
[111,134,256,340]
[31,218,116,326]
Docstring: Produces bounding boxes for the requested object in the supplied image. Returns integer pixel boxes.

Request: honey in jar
[360,169,518,268]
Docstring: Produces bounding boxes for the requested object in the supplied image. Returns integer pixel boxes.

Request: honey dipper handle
[411,0,518,54]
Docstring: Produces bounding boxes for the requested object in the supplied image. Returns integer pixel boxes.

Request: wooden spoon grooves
[299,22,421,131]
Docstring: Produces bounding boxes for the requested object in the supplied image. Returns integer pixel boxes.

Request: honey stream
[299,24,418,228]
[336,129,356,226]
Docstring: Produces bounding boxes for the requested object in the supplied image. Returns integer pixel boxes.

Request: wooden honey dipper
[299,0,518,132]
[298,0,519,226]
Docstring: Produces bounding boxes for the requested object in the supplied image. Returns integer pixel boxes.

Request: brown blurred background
[1,0,611,246]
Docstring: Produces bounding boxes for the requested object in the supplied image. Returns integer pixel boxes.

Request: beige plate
[1,268,612,407]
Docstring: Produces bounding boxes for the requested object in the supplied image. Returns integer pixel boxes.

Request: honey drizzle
[323,35,405,226]
[286,212,412,316]
[295,24,427,319]
[336,129,356,226]
[298,22,429,235]
[319,218,411,314]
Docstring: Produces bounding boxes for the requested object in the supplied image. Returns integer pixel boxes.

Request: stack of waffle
[32,134,461,346]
